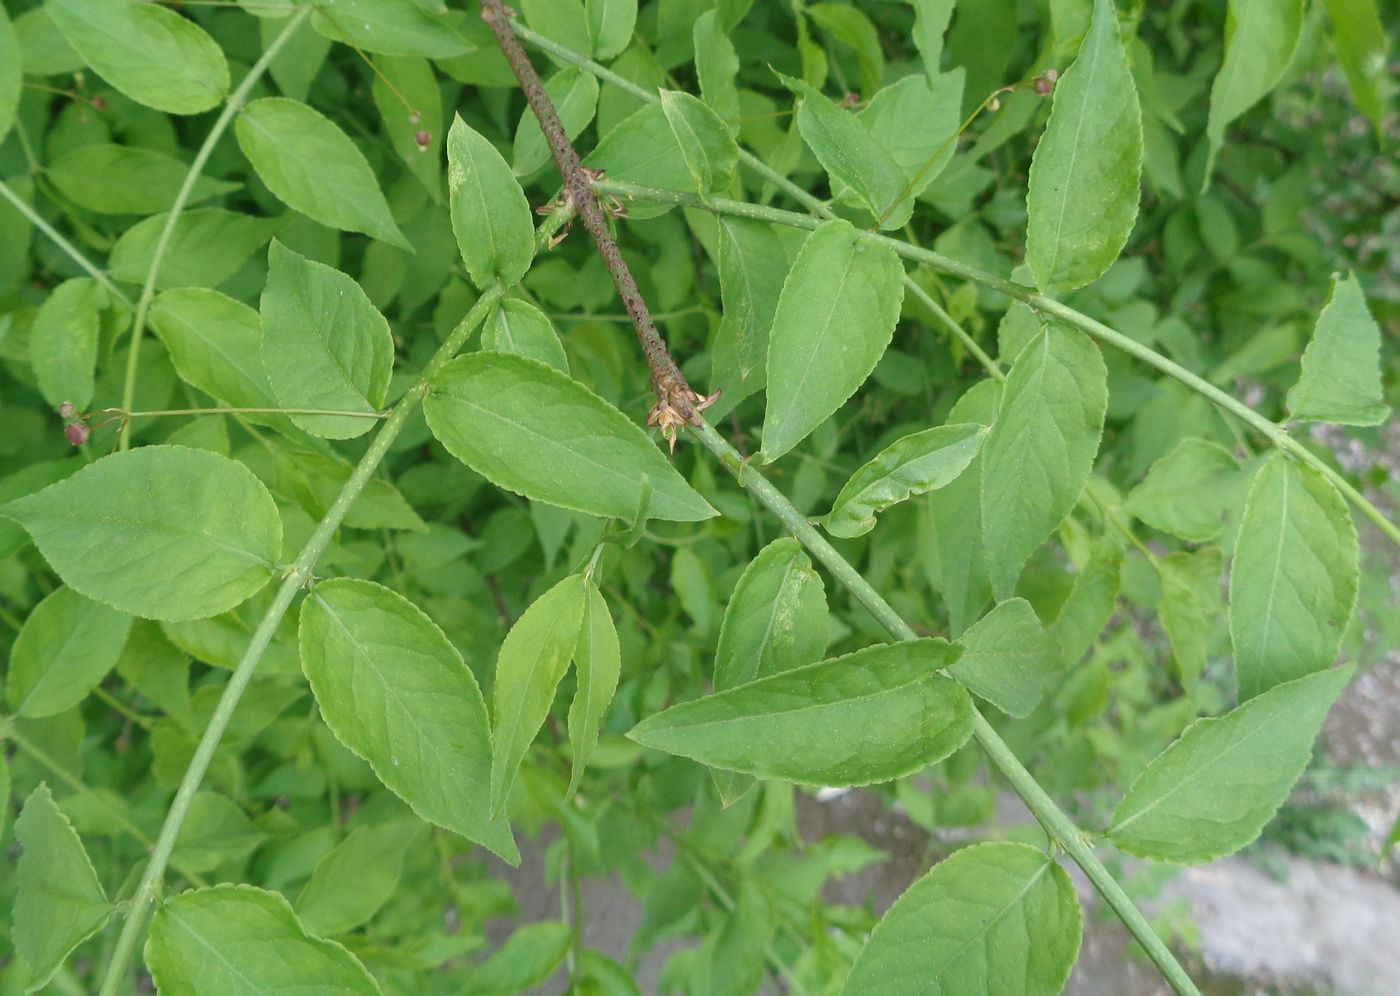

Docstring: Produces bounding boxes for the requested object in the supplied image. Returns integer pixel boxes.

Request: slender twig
[0,179,134,307]
[479,0,715,447]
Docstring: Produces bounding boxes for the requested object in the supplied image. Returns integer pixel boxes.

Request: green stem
[0,178,134,307]
[600,179,1400,552]
[116,4,313,451]
[111,406,388,420]
[689,420,1201,996]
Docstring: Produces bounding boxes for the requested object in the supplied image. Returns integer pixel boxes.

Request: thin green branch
[597,179,1400,552]
[0,178,134,307]
[689,420,1201,996]
[116,4,313,451]
[95,207,576,995]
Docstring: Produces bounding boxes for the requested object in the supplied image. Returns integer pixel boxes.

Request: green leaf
[1047,533,1124,666]
[484,298,569,373]
[826,423,986,538]
[448,115,537,287]
[149,289,280,411]
[1025,0,1143,293]
[856,70,965,200]
[1108,666,1354,863]
[1124,438,1245,543]
[110,209,281,291]
[424,352,716,522]
[1204,0,1304,187]
[46,0,229,114]
[780,74,912,229]
[144,884,382,994]
[843,842,1081,995]
[28,277,107,410]
[910,0,956,79]
[0,5,18,143]
[296,820,424,936]
[310,0,469,58]
[715,216,791,386]
[2,446,282,622]
[299,579,517,862]
[13,784,111,991]
[714,537,828,690]
[566,582,621,798]
[470,921,574,994]
[8,586,132,718]
[947,598,1055,718]
[260,241,395,439]
[585,104,701,218]
[512,68,600,177]
[170,791,267,874]
[1285,272,1390,426]
[628,640,973,786]
[659,89,738,194]
[1156,547,1224,692]
[693,10,740,128]
[806,3,885,100]
[235,97,409,249]
[1321,0,1391,143]
[585,0,637,60]
[45,144,238,215]
[491,574,587,814]
[980,326,1108,599]
[1229,454,1359,700]
[761,220,905,462]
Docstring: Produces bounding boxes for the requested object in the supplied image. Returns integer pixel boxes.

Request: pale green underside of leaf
[298,578,518,863]
[947,598,1055,718]
[1108,666,1354,863]
[629,639,973,786]
[1025,0,1143,293]
[1,446,281,622]
[296,820,423,937]
[424,351,716,522]
[842,842,1082,996]
[567,583,621,798]
[659,88,738,193]
[484,298,569,373]
[1285,271,1390,426]
[1124,437,1244,542]
[449,114,536,287]
[1229,453,1359,701]
[144,884,382,994]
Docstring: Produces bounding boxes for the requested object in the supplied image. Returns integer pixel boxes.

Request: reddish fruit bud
[65,421,90,446]
[58,401,76,418]
[92,95,107,111]
[415,130,431,149]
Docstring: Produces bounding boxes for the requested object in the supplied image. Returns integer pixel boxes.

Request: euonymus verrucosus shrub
[0,0,1395,992]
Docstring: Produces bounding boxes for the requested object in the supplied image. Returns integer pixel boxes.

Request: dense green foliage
[0,0,1395,993]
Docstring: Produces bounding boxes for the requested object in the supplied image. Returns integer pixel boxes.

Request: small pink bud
[91,95,107,111]
[58,401,76,418]
[415,130,431,150]
[65,421,90,446]
[1035,69,1059,96]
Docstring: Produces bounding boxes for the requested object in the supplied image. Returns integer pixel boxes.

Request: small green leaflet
[1156,547,1224,692]
[469,921,574,993]
[566,581,621,798]
[947,598,1055,718]
[842,842,1081,996]
[1229,453,1358,700]
[149,289,282,413]
[170,792,267,875]
[629,640,973,786]
[1203,0,1304,188]
[110,209,281,291]
[310,0,469,58]
[1108,666,1354,863]
[980,326,1108,599]
[713,216,792,395]
[1320,0,1390,143]
[1046,533,1124,667]
[46,144,237,215]
[2,446,282,622]
[761,220,905,463]
[28,277,107,410]
[491,574,587,814]
[260,240,395,439]
[659,89,738,194]
[586,0,637,60]
[236,97,410,249]
[825,423,986,538]
[1025,0,1143,293]
[513,68,600,176]
[46,0,229,115]
[144,885,382,994]
[910,0,956,79]
[13,784,112,992]
[298,579,518,862]
[1285,272,1390,426]
[8,586,132,718]
[424,352,716,522]
[448,115,537,287]
[693,9,740,128]
[856,70,965,202]
[484,298,569,373]
[296,820,425,936]
[1124,437,1245,543]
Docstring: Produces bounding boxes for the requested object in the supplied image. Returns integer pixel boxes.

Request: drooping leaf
[585,0,637,61]
[310,0,469,58]
[13,784,112,991]
[448,115,536,287]
[2,446,282,622]
[45,144,238,215]
[826,423,986,538]
[1229,453,1358,700]
[8,586,132,718]
[714,216,792,387]
[1156,547,1224,692]
[856,70,965,201]
[1320,0,1391,142]
[424,352,716,522]
[1025,0,1143,292]
[659,89,738,194]
[761,220,905,463]
[513,68,600,177]
[110,209,281,291]
[235,97,409,249]
[298,578,518,862]
[483,298,569,373]
[947,598,1055,718]
[296,820,425,936]
[1124,438,1245,543]
[1108,666,1354,863]
[469,921,574,994]
[28,277,107,410]
[1285,272,1390,426]
[1203,0,1305,186]
[980,326,1108,599]
[491,574,588,814]
[692,9,740,127]
[260,240,395,439]
[842,842,1081,995]
[566,581,621,798]
[1047,533,1124,666]
[628,640,973,786]
[47,0,229,114]
[144,885,382,994]
[714,537,828,690]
